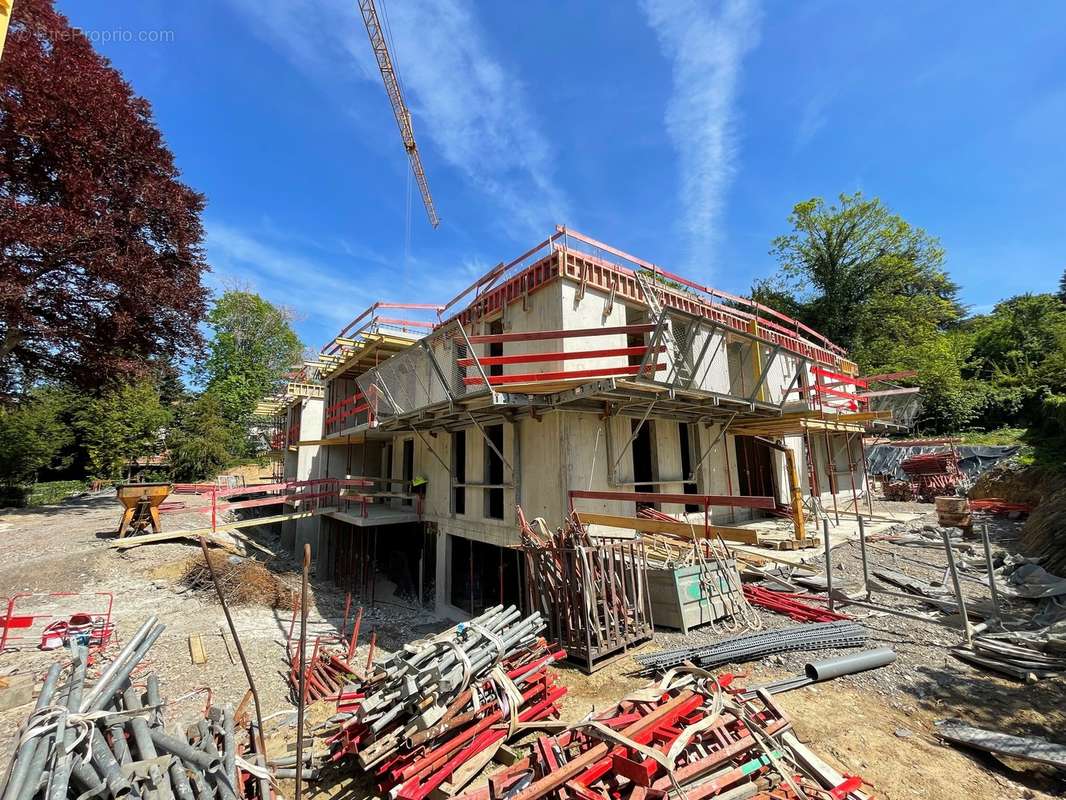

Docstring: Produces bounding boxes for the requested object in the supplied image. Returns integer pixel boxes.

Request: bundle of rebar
[742,585,851,623]
[1,616,271,800]
[449,674,872,800]
[634,620,867,673]
[325,605,567,799]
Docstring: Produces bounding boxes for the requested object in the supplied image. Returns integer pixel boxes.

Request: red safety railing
[322,302,445,355]
[440,227,850,368]
[325,390,373,434]
[458,323,666,388]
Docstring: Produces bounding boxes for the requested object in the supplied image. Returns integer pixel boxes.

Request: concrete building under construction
[261,227,916,619]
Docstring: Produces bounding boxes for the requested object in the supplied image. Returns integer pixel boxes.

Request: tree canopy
[759,192,1066,436]
[760,192,963,368]
[197,290,303,435]
[74,382,169,479]
[0,0,209,396]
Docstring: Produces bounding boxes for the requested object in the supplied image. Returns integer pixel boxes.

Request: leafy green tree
[0,387,75,487]
[197,291,303,441]
[765,192,963,361]
[76,383,169,479]
[1058,268,1066,304]
[965,293,1066,428]
[167,392,241,481]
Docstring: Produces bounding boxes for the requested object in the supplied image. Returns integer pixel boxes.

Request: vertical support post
[295,542,311,800]
[942,530,972,646]
[822,517,834,612]
[981,523,1001,626]
[211,488,217,533]
[857,515,871,601]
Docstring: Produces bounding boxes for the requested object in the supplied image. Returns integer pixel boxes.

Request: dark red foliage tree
[0,0,209,395]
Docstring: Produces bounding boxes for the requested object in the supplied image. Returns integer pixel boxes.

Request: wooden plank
[110,511,319,549]
[189,634,208,665]
[576,512,759,544]
[570,489,775,510]
[936,721,1066,769]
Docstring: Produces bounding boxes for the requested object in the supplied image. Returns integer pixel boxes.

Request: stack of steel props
[286,597,363,704]
[326,605,566,798]
[635,620,867,674]
[450,674,872,800]
[1,616,272,800]
[742,585,851,623]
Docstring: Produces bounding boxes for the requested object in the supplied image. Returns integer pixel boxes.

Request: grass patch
[25,480,89,507]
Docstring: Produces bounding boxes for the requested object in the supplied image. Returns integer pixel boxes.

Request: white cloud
[641,0,761,273]
[795,91,831,150]
[205,221,376,329]
[226,0,567,236]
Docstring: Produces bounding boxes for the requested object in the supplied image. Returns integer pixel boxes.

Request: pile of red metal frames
[742,585,850,624]
[286,594,366,704]
[969,498,1032,516]
[327,638,567,800]
[900,451,961,501]
[451,676,870,800]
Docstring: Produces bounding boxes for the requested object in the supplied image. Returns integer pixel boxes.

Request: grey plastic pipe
[804,647,897,682]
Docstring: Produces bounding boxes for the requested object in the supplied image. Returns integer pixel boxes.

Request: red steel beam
[464,323,656,345]
[463,363,665,387]
[569,489,776,510]
[457,345,659,368]
[811,366,867,388]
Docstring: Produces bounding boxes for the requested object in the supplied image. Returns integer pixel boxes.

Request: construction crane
[357,0,440,229]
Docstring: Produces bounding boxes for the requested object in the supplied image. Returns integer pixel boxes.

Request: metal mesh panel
[356,345,433,419]
[869,392,922,429]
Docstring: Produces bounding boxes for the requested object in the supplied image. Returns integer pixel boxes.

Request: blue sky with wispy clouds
[60,1,1066,348]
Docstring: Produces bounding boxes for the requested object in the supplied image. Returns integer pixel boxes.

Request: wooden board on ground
[189,634,207,665]
[936,720,1066,769]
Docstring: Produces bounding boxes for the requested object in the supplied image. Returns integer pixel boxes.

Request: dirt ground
[1,492,1063,799]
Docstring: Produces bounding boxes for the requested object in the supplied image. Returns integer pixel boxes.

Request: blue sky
[59,0,1066,350]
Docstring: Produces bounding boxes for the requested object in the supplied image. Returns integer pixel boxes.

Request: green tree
[197,291,303,439]
[0,387,75,488]
[765,192,963,361]
[966,293,1066,428]
[1058,268,1066,304]
[167,392,240,481]
[76,383,169,479]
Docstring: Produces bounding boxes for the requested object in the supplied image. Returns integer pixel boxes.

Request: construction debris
[324,605,566,799]
[2,617,271,800]
[450,671,872,800]
[180,551,297,610]
[635,620,868,674]
[742,585,851,623]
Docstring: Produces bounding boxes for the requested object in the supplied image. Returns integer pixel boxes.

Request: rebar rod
[296,542,311,800]
[198,537,266,753]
